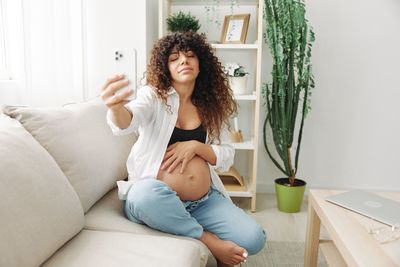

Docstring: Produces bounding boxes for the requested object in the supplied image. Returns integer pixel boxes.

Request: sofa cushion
[84,188,211,265]
[3,98,136,212]
[42,229,202,267]
[85,189,169,236]
[84,189,212,265]
[0,114,84,267]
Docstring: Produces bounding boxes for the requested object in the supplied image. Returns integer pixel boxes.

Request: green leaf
[166,11,201,33]
[262,0,315,178]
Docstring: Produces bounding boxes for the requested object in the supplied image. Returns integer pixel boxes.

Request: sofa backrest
[0,114,84,267]
[3,98,136,213]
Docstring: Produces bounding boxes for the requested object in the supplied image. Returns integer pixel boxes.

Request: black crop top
[167,124,207,147]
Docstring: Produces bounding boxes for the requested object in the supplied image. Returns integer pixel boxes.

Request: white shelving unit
[159,0,263,211]
[212,44,258,49]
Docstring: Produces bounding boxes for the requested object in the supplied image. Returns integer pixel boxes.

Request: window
[0,0,25,88]
[0,0,9,80]
[0,0,84,106]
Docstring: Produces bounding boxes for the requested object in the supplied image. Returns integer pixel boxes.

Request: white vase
[229,76,248,95]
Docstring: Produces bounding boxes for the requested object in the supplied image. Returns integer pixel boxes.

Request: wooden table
[304,190,400,267]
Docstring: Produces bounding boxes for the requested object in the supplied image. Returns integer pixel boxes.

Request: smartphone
[114,49,137,101]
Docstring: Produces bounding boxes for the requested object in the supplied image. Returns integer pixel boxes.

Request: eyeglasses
[366,223,400,244]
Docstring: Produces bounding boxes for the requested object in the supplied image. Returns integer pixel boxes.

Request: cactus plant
[262,0,315,187]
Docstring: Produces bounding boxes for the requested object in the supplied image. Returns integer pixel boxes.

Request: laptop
[325,190,400,227]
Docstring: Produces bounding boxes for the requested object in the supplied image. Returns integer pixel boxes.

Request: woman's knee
[236,223,267,255]
[126,179,168,209]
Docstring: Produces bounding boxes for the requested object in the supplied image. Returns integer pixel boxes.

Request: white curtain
[0,0,84,106]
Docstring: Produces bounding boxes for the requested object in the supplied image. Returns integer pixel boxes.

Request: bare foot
[200,231,247,266]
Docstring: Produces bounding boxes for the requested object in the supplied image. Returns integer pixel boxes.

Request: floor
[231,193,330,243]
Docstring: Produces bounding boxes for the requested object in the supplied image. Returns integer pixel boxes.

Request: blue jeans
[124,179,266,255]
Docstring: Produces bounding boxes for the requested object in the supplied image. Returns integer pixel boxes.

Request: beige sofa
[0,98,213,267]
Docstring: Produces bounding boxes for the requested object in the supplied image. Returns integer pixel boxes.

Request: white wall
[8,0,396,191]
[83,0,158,99]
[148,0,400,192]
[258,0,400,192]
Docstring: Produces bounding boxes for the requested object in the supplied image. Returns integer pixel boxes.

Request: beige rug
[242,241,328,267]
[206,241,327,266]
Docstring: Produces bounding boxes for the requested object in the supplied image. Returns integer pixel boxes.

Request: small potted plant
[167,11,201,33]
[223,62,248,95]
[262,0,315,213]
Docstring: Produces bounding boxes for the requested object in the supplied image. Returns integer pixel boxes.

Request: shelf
[228,190,253,197]
[218,167,251,197]
[211,43,258,50]
[160,0,263,212]
[234,94,256,101]
[232,140,254,150]
[319,240,346,266]
[170,0,259,5]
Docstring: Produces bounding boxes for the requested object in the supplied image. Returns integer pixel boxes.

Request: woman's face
[168,49,200,86]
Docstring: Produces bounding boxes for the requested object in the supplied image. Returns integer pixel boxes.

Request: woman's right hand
[100,74,133,112]
[100,74,134,129]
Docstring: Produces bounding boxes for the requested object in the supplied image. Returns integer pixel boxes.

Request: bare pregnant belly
[157,156,211,201]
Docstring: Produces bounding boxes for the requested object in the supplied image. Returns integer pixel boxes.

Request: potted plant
[262,0,315,212]
[167,11,201,33]
[223,62,248,95]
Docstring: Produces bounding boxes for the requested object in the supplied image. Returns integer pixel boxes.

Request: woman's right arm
[100,74,134,129]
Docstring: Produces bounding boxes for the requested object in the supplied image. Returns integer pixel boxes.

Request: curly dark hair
[146,31,237,142]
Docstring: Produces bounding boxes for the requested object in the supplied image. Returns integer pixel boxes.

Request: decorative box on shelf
[217,167,246,192]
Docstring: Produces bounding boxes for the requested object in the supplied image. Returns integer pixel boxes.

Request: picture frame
[220,14,250,44]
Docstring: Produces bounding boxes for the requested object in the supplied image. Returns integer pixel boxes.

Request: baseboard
[256,182,400,195]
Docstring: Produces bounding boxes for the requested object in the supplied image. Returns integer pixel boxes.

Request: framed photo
[220,14,250,44]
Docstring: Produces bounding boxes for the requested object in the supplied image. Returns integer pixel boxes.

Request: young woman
[101,31,266,267]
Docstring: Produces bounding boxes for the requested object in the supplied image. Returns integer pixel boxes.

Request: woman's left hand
[160,141,200,173]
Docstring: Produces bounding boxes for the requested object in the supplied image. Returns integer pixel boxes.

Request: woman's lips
[179,67,193,73]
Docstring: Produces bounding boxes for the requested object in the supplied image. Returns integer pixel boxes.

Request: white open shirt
[106,86,234,200]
